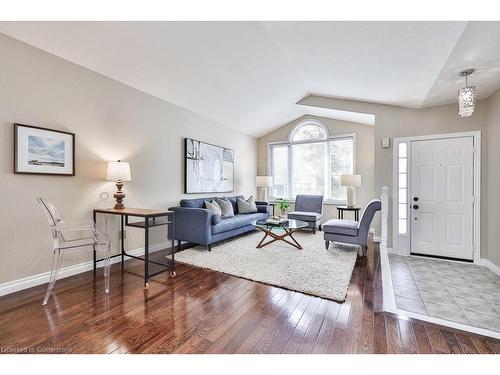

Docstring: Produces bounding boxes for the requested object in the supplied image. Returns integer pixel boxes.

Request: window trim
[288,118,329,142]
[267,130,357,205]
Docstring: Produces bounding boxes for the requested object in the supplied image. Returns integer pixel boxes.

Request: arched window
[269,119,355,202]
[289,120,328,142]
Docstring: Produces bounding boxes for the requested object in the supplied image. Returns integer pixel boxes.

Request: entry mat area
[389,255,500,333]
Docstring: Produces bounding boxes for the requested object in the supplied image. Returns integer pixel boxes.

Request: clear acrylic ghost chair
[37,198,111,306]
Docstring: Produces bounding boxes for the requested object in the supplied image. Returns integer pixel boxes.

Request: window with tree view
[269,121,354,202]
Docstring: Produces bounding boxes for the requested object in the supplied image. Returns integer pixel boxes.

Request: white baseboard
[0,241,170,297]
[480,258,500,276]
[387,247,409,256]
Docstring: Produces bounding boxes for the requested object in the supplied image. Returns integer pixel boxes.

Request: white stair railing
[380,186,389,248]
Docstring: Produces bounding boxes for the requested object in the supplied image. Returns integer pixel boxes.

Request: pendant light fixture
[458,68,476,118]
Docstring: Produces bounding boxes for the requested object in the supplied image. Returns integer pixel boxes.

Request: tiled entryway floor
[389,254,500,333]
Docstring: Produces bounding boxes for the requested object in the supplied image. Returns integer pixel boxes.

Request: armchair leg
[325,241,329,249]
[358,246,367,257]
[208,245,212,252]
[312,227,316,234]
[319,224,322,231]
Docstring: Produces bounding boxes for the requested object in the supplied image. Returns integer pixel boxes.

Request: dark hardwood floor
[0,240,499,354]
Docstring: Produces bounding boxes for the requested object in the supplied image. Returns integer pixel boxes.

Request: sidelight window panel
[397,142,409,235]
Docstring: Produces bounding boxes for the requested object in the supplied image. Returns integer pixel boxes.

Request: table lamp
[256,176,273,202]
[107,160,132,209]
[340,174,361,208]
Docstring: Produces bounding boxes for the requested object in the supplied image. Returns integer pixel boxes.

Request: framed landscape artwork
[14,123,75,176]
[185,138,234,193]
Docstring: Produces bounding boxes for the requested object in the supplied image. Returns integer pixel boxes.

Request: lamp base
[257,187,268,202]
[346,186,356,208]
[113,180,126,209]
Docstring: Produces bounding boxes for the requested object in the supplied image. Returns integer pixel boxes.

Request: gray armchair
[323,199,381,256]
[287,194,323,234]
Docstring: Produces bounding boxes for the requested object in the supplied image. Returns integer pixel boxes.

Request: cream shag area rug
[175,230,358,302]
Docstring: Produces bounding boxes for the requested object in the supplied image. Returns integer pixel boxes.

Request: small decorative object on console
[266,217,288,225]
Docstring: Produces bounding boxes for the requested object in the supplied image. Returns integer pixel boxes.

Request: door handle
[413,205,419,209]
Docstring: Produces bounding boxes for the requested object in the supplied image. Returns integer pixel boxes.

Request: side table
[93,207,176,289]
[336,206,361,221]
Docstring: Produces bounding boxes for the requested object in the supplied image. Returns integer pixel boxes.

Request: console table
[93,207,176,289]
[336,206,361,221]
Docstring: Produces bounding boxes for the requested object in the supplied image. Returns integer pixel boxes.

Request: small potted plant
[276,198,290,218]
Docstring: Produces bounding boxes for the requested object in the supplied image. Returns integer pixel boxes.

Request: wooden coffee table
[251,219,309,249]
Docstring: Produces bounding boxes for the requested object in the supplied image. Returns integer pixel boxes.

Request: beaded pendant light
[458,68,476,118]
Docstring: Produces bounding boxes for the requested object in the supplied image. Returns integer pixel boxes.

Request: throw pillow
[215,197,234,218]
[204,200,222,224]
[237,196,258,214]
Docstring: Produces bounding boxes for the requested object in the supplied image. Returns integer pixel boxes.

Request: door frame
[392,131,481,264]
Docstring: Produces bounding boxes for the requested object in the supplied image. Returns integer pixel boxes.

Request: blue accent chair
[171,196,268,251]
[287,194,324,233]
[323,199,381,256]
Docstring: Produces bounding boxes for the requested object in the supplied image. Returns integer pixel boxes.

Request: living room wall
[0,33,258,285]
[257,115,375,227]
[485,88,500,267]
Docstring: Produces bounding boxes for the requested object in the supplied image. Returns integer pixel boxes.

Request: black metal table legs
[93,211,175,289]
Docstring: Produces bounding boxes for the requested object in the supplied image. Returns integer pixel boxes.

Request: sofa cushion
[215,197,235,218]
[237,196,258,214]
[180,196,243,210]
[204,199,221,215]
[212,213,265,234]
[256,203,268,213]
[180,198,206,208]
[287,211,322,222]
[225,196,242,214]
[204,200,222,224]
[323,219,359,236]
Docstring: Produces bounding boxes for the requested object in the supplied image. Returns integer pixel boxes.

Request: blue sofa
[172,196,268,250]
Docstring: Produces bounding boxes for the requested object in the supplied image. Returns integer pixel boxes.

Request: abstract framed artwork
[14,123,75,176]
[185,138,234,193]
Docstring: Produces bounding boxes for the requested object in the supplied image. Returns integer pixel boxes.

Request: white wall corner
[0,241,170,297]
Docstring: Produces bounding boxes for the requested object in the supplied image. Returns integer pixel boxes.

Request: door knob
[413,205,419,209]
[413,197,419,201]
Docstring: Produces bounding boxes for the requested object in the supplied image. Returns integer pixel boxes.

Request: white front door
[410,137,474,260]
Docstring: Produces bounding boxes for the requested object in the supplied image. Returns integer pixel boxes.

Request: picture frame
[184,138,234,194]
[14,123,75,176]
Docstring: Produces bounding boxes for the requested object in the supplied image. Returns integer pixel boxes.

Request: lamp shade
[256,176,273,187]
[340,174,361,187]
[106,161,131,182]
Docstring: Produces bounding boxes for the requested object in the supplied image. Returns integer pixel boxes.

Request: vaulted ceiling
[1,21,499,137]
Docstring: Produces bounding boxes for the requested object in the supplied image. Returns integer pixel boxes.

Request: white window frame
[396,142,409,237]
[392,131,481,264]
[288,118,329,141]
[267,119,357,205]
